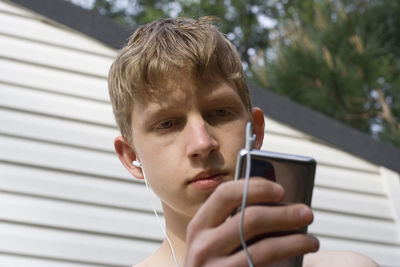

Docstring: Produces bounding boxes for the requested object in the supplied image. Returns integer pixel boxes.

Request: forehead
[133,79,246,115]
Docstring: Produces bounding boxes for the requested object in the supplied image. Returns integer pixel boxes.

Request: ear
[251,107,265,149]
[114,136,144,179]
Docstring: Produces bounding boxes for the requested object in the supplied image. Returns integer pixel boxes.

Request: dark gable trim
[9,0,400,173]
[9,0,132,49]
[249,83,400,173]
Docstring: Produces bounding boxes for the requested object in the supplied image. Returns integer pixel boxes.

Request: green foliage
[89,0,275,64]
[252,0,400,146]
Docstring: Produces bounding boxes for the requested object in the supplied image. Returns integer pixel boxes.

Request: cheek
[139,145,180,193]
[141,149,173,179]
[219,125,247,159]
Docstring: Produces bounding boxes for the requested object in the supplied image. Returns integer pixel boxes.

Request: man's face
[129,80,252,219]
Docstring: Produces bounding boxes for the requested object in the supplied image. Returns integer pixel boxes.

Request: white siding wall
[0,1,399,266]
[262,117,400,266]
[0,2,162,266]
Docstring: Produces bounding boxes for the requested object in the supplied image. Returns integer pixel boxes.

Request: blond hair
[108,17,250,144]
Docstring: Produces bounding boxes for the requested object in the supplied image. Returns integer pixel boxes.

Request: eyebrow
[200,89,245,108]
[141,86,245,122]
[142,104,183,125]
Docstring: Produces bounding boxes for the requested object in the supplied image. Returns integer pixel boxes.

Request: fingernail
[274,183,284,196]
[300,207,311,221]
[312,236,320,251]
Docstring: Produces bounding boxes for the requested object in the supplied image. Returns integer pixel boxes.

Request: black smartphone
[234,149,316,267]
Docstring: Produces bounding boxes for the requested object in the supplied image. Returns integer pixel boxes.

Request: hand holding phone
[234,123,316,267]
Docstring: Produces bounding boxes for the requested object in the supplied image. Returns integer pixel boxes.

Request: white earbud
[132,160,142,168]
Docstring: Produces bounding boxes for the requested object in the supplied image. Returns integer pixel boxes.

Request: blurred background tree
[87,0,277,65]
[252,0,400,147]
[69,0,400,147]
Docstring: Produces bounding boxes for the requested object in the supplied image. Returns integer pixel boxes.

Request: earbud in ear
[132,160,142,168]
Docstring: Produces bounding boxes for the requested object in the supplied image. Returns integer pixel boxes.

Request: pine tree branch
[377,87,397,129]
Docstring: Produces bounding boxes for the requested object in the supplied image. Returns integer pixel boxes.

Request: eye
[215,109,229,116]
[155,119,177,130]
[205,108,236,124]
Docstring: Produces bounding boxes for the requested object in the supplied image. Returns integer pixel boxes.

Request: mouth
[188,170,228,190]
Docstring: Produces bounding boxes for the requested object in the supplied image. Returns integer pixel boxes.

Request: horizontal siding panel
[262,133,379,172]
[0,254,108,267]
[318,236,400,266]
[0,135,130,180]
[0,192,163,241]
[0,222,158,266]
[0,34,112,77]
[0,60,110,101]
[0,84,115,126]
[0,1,33,16]
[0,162,162,212]
[0,254,117,267]
[0,9,118,56]
[264,116,310,139]
[0,108,117,152]
[380,167,400,227]
[310,210,400,245]
[311,187,392,219]
[315,165,385,195]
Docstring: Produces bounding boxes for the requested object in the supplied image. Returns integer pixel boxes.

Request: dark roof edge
[9,0,400,173]
[249,82,400,173]
[9,0,132,49]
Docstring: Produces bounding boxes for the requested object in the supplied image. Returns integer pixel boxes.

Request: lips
[188,170,227,190]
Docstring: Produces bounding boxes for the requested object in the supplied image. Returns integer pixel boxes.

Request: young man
[108,17,379,267]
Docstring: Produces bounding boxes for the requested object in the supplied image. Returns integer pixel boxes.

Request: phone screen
[247,155,315,205]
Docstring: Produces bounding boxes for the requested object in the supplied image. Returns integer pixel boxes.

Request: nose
[185,117,219,159]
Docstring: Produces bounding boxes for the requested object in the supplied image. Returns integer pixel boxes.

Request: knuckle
[186,217,206,242]
[187,233,216,263]
[214,181,237,201]
[244,206,264,229]
[186,220,197,241]
[191,242,208,260]
[260,242,281,263]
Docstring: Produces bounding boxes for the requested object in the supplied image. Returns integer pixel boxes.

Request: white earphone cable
[238,149,255,267]
[238,122,256,267]
[140,165,180,267]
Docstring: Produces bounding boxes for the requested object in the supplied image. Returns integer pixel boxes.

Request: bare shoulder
[133,259,151,267]
[133,255,164,267]
[303,250,379,267]
[132,244,174,267]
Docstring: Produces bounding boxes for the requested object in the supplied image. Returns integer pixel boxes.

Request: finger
[240,203,313,239]
[191,178,284,230]
[212,204,314,254]
[227,234,319,267]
